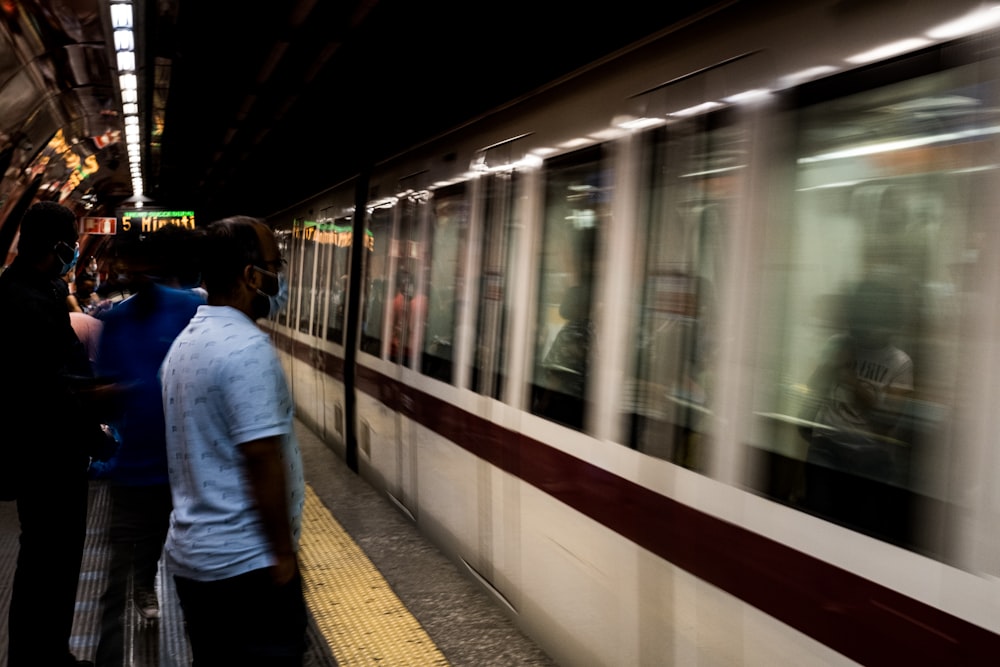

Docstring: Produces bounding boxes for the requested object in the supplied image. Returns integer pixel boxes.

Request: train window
[297,226,321,335]
[625,113,741,471]
[748,56,997,552]
[472,172,519,400]
[274,228,292,326]
[323,216,352,345]
[389,195,425,367]
[420,184,468,383]
[361,206,393,357]
[289,220,309,332]
[530,145,607,431]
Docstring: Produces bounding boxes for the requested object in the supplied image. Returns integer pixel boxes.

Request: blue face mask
[268,274,289,316]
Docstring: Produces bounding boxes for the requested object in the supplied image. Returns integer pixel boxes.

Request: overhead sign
[81,216,117,235]
[120,210,196,233]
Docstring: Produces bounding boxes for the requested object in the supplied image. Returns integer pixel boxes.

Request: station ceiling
[1,0,729,225]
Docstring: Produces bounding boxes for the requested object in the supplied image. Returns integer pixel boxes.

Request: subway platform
[0,420,556,666]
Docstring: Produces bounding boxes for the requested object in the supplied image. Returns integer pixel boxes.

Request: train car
[263,1,1000,664]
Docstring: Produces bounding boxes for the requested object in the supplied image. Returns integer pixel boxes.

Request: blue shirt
[160,305,304,581]
[95,283,204,485]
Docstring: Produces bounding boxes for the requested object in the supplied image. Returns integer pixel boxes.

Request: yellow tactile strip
[299,484,451,666]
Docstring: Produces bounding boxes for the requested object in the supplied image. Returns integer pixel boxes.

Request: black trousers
[7,468,89,666]
[174,566,307,666]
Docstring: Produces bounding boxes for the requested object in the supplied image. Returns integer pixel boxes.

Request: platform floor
[0,419,556,666]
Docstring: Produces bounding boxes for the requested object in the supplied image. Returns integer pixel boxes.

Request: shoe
[135,588,160,620]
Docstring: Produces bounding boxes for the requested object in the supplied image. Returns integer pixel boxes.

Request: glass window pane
[290,220,309,332]
[625,116,740,472]
[390,197,424,366]
[749,60,995,551]
[473,172,519,399]
[530,146,607,431]
[321,217,353,344]
[274,228,292,326]
[420,184,468,383]
[298,231,318,334]
[361,207,392,356]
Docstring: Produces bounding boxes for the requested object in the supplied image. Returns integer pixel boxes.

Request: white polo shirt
[160,305,305,581]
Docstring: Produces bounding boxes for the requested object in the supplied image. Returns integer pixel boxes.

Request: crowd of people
[0,202,304,666]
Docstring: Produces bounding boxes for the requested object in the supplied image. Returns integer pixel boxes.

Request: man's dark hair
[200,216,265,296]
[16,201,77,260]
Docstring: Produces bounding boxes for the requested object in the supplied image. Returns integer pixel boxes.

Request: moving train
[262,1,1000,664]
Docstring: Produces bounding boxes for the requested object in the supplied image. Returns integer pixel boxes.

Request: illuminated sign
[292,220,374,250]
[120,210,196,233]
[81,217,117,235]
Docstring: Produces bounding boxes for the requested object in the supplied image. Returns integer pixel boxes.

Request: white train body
[266,2,1000,663]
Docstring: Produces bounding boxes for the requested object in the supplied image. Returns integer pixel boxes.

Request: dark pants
[7,468,89,666]
[174,567,307,666]
[95,483,172,666]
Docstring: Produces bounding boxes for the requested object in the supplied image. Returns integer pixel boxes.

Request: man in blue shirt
[93,226,205,666]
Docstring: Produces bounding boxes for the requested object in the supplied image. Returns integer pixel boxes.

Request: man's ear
[243,264,259,289]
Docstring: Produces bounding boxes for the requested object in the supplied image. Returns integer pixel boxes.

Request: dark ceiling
[150,0,729,221]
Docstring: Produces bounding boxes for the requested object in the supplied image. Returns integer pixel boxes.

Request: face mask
[253,266,287,318]
[267,274,289,316]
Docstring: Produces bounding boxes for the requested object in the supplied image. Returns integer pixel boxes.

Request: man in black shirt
[0,201,99,666]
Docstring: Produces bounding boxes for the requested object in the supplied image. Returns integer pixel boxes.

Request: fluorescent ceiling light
[616,116,663,130]
[798,125,1000,163]
[110,4,132,28]
[116,51,135,71]
[780,65,837,87]
[590,128,627,141]
[927,5,1000,39]
[558,138,591,149]
[846,38,931,64]
[723,89,770,104]
[114,29,133,51]
[670,101,722,118]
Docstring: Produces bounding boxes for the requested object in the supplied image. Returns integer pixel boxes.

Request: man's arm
[240,435,298,585]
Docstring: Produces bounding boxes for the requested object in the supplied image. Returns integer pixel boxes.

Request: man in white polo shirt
[160,216,305,664]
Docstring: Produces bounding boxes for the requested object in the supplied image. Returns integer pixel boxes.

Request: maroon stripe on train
[275,332,1000,666]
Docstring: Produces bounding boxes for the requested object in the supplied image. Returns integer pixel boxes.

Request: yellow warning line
[299,484,451,666]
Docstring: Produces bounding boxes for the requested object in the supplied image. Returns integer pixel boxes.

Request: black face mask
[250,291,271,321]
[250,265,280,320]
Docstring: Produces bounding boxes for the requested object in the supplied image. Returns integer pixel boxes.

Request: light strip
[798,125,1000,164]
[845,38,931,64]
[109,0,143,205]
[926,5,1000,39]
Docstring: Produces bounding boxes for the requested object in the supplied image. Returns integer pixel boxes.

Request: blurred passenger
[800,278,914,538]
[390,269,426,365]
[160,216,306,664]
[91,249,135,318]
[361,277,386,354]
[93,226,205,666]
[74,271,100,313]
[70,310,103,372]
[534,284,593,430]
[0,200,111,667]
[59,268,82,312]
